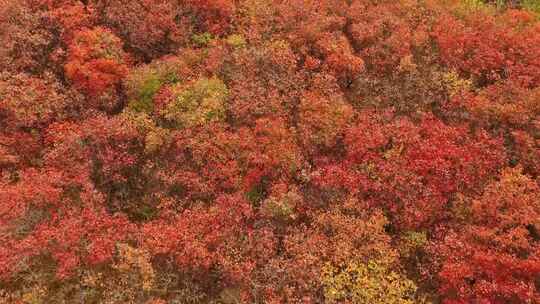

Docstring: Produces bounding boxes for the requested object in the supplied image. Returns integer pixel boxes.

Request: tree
[2,1,540,302]
[429,167,540,303]
[64,26,130,110]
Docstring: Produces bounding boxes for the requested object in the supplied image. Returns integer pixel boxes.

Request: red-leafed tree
[314,111,506,230]
[428,167,540,303]
[64,26,130,109]
[433,8,540,88]
[2,1,540,303]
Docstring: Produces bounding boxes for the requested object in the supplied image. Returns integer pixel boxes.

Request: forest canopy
[0,0,539,303]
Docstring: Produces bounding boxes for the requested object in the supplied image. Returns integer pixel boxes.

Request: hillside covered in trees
[1,0,540,303]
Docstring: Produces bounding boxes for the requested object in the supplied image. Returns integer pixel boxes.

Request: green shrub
[523,0,540,15]
[162,77,228,128]
[192,32,213,47]
[128,74,162,113]
[125,59,181,114]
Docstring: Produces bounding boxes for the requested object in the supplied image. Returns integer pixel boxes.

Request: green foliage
[523,0,540,15]
[321,260,418,304]
[162,77,228,128]
[128,75,162,113]
[192,32,214,47]
[125,59,181,114]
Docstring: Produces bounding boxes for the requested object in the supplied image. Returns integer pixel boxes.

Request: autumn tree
[1,1,540,303]
[428,167,540,303]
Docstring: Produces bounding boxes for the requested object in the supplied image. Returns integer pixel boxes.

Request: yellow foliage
[119,110,171,153]
[399,231,428,258]
[21,287,46,304]
[114,243,155,291]
[162,77,228,128]
[144,128,170,154]
[226,34,246,48]
[321,260,417,304]
[441,70,472,97]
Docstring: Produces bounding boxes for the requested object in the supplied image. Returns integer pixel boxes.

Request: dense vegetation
[1,0,539,303]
